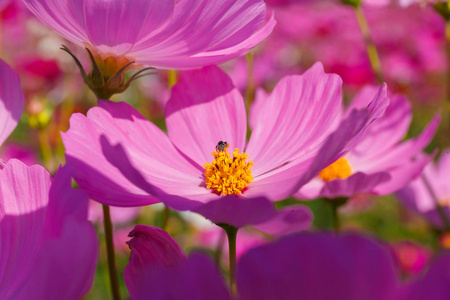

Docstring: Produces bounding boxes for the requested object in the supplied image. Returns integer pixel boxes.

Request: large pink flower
[23,0,275,69]
[296,86,438,199]
[63,63,388,226]
[0,160,98,299]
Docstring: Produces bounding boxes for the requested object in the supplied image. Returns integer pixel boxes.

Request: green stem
[354,6,384,83]
[421,174,450,231]
[330,202,340,232]
[217,223,238,298]
[245,51,255,111]
[161,205,170,230]
[102,205,121,300]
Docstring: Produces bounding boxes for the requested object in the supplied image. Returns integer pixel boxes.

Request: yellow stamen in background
[319,157,352,182]
[203,144,254,195]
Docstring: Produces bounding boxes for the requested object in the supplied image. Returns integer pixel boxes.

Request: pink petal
[166,66,247,167]
[237,233,399,300]
[0,160,51,299]
[320,172,391,198]
[63,100,205,207]
[127,252,230,300]
[253,205,313,236]
[130,0,275,69]
[194,196,276,228]
[0,59,24,146]
[400,254,450,300]
[80,0,174,55]
[0,161,97,299]
[246,62,343,176]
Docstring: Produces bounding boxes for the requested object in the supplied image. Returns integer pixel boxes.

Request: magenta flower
[125,225,230,300]
[0,160,98,299]
[396,150,450,228]
[0,59,24,150]
[23,0,275,70]
[63,63,388,226]
[296,86,438,199]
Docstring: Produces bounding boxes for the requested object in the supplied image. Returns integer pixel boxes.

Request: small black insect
[216,141,228,152]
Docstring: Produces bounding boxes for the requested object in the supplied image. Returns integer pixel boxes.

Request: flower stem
[421,173,450,231]
[354,6,383,83]
[245,51,255,110]
[102,204,121,300]
[161,205,170,230]
[217,223,238,298]
[330,202,341,232]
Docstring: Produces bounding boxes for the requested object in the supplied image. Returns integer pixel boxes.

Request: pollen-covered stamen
[319,157,352,182]
[203,142,254,195]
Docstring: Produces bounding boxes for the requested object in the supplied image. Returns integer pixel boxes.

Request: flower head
[63,63,388,226]
[296,86,438,200]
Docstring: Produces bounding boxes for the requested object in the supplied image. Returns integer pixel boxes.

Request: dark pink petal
[246,62,343,176]
[127,252,230,300]
[400,254,450,300]
[194,196,276,228]
[237,233,399,300]
[253,205,313,236]
[125,225,187,298]
[0,59,24,146]
[0,160,51,299]
[166,66,247,167]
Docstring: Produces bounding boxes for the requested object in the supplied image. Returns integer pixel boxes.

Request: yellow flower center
[203,142,254,195]
[318,157,352,182]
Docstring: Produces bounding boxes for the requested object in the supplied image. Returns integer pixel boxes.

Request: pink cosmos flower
[63,63,388,227]
[0,160,98,299]
[388,241,429,277]
[396,150,450,228]
[0,59,24,151]
[296,86,438,199]
[23,0,275,70]
[125,226,407,300]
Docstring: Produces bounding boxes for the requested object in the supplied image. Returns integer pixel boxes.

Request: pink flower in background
[0,59,24,150]
[0,160,98,299]
[63,63,388,227]
[397,150,450,228]
[296,87,438,199]
[0,143,38,166]
[388,241,429,277]
[23,0,275,69]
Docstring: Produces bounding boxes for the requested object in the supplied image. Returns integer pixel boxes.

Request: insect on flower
[216,141,229,152]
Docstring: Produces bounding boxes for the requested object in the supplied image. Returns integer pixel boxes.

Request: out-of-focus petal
[127,251,231,300]
[253,205,313,236]
[0,160,50,299]
[399,254,450,300]
[166,66,247,168]
[0,59,24,146]
[0,161,98,299]
[237,233,399,300]
[320,172,391,198]
[131,0,275,69]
